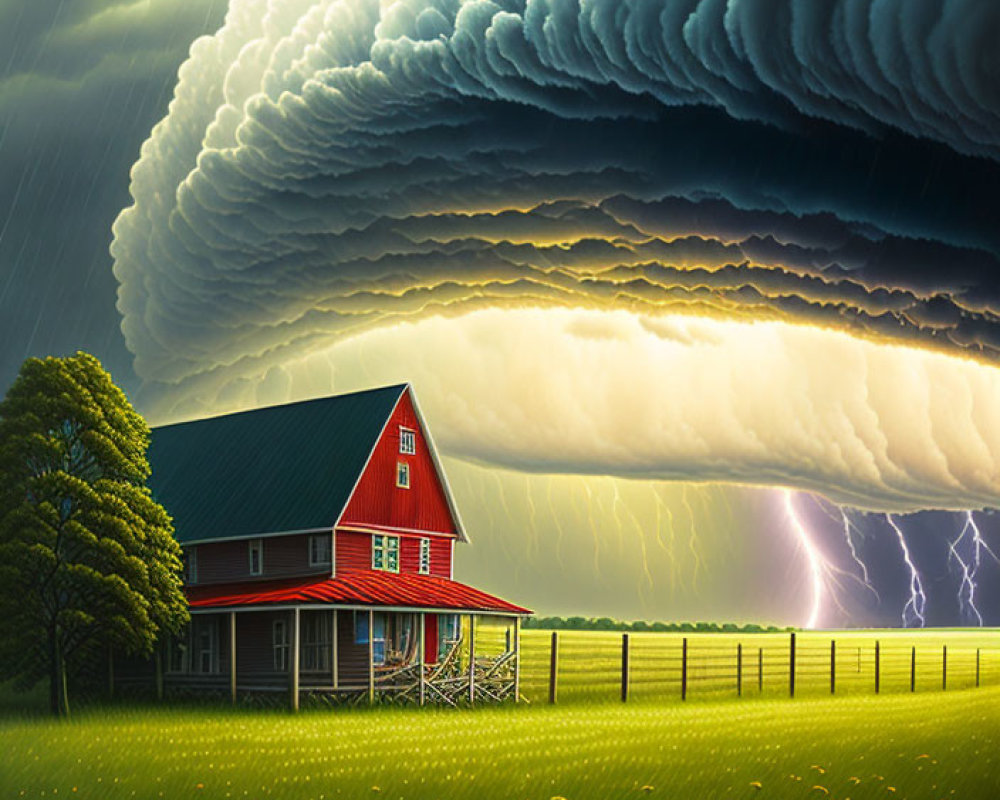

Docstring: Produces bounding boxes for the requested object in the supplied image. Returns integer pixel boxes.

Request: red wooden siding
[339,388,457,536]
[335,530,371,574]
[424,613,438,664]
[336,529,451,578]
[190,533,330,585]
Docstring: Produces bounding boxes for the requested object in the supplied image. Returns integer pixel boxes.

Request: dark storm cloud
[0,0,228,393]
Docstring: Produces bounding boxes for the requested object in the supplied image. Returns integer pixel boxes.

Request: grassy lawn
[1,685,998,799]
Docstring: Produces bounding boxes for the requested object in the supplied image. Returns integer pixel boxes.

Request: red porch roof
[186,571,531,615]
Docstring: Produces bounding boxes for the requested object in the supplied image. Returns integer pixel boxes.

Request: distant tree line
[523,616,795,633]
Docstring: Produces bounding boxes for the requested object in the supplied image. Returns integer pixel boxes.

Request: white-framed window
[185,546,198,584]
[302,612,331,671]
[399,427,416,455]
[309,534,331,566]
[249,538,263,576]
[372,534,399,572]
[419,538,431,575]
[396,461,410,488]
[438,613,460,659]
[273,619,289,672]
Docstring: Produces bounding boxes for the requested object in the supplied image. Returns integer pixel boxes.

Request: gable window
[372,534,400,572]
[396,461,410,489]
[249,538,263,576]
[399,427,416,455]
[273,619,289,672]
[185,547,198,585]
[419,537,431,575]
[309,534,332,566]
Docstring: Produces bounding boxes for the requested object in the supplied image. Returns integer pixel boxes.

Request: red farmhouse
[143,384,530,707]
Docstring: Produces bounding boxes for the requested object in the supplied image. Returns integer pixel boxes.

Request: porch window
[273,619,289,671]
[249,538,263,576]
[438,613,460,659]
[302,613,331,671]
[352,611,386,665]
[167,634,189,674]
[396,461,410,488]
[399,427,416,455]
[185,547,198,584]
[418,537,431,575]
[309,534,331,566]
[372,534,399,572]
[195,619,218,674]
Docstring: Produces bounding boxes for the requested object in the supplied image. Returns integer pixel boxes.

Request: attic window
[396,461,410,489]
[419,538,431,575]
[399,427,416,455]
[185,546,198,585]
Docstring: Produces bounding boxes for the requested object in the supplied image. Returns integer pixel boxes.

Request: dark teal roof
[148,385,407,543]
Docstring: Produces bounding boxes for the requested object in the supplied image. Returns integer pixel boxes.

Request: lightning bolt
[782,489,825,629]
[885,514,927,628]
[949,511,1000,627]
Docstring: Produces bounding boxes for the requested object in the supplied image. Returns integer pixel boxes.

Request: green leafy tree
[0,352,187,715]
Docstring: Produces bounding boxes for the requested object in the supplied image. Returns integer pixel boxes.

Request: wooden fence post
[976,648,981,689]
[942,645,947,691]
[875,640,881,694]
[513,617,521,703]
[468,615,476,705]
[830,640,836,694]
[621,633,630,702]
[681,637,688,701]
[789,632,796,698]
[758,647,763,693]
[331,609,338,691]
[548,631,559,704]
[737,643,743,697]
[910,646,916,693]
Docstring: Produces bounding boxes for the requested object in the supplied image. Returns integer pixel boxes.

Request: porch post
[331,609,338,690]
[290,608,300,712]
[468,615,476,705]
[418,613,426,707]
[367,609,375,705]
[513,616,521,703]
[229,611,237,705]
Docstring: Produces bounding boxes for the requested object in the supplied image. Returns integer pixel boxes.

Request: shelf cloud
[112,0,1000,512]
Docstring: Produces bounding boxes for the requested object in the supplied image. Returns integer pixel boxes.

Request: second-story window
[419,538,431,575]
[372,534,399,572]
[396,461,410,488]
[309,534,331,566]
[185,546,198,584]
[399,427,416,455]
[249,538,263,576]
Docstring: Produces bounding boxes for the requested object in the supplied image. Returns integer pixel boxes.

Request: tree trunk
[60,654,70,717]
[49,626,60,716]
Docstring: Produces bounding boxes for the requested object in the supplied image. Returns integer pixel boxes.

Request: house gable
[338,387,461,538]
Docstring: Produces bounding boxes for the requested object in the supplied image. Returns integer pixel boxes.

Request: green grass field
[1,687,997,799]
[2,628,998,799]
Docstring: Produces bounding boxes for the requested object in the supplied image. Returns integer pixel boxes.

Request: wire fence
[483,628,1000,705]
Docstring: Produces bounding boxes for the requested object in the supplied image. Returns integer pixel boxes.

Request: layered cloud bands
[113,0,1000,510]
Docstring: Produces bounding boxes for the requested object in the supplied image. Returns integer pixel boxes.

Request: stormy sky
[3,0,1000,627]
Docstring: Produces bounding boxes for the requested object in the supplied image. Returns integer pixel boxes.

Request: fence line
[513,630,1000,705]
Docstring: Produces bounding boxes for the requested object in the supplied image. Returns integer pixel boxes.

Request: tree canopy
[0,352,187,714]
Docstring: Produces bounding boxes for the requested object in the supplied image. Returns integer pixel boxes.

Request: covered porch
[162,572,529,708]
